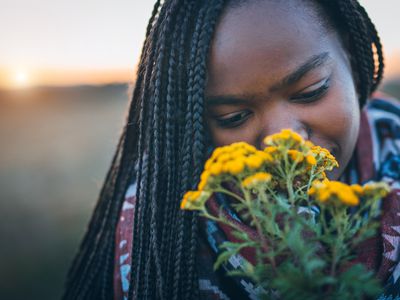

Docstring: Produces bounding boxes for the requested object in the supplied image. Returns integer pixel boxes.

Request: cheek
[326,75,360,146]
[334,99,360,159]
[306,78,360,168]
[317,97,358,139]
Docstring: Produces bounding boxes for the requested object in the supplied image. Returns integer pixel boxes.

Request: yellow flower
[290,131,303,143]
[231,149,248,159]
[231,142,250,149]
[318,189,331,202]
[181,190,212,210]
[258,151,273,162]
[362,182,390,198]
[263,129,305,149]
[226,159,245,175]
[218,153,231,163]
[264,146,278,154]
[306,155,317,166]
[304,140,315,149]
[198,171,210,190]
[351,184,364,196]
[245,144,258,152]
[245,155,264,169]
[242,172,272,188]
[209,162,223,175]
[279,129,291,140]
[311,146,339,170]
[288,149,304,162]
[180,190,200,209]
[309,180,360,206]
[337,190,359,206]
[211,147,224,159]
[205,158,214,170]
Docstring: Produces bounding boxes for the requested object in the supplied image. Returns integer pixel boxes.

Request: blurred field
[0,84,130,300]
[383,76,400,99]
[0,80,398,300]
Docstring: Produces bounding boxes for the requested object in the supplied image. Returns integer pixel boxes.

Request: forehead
[206,0,338,95]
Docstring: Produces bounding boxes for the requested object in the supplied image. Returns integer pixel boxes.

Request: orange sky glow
[0,0,399,90]
[1,52,399,90]
[0,67,136,89]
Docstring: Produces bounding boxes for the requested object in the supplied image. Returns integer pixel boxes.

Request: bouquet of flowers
[181,129,390,299]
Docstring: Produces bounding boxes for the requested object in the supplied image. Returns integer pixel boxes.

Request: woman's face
[204,0,360,180]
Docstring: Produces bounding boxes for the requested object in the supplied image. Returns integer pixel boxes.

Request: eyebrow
[205,52,331,106]
[270,52,331,92]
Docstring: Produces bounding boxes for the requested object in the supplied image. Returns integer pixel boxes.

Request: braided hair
[62,0,384,299]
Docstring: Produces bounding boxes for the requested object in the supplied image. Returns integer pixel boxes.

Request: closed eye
[290,77,331,103]
[214,110,252,128]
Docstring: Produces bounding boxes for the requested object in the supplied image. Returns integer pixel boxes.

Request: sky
[0,0,399,88]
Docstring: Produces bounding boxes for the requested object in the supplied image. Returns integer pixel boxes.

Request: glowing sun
[14,70,30,87]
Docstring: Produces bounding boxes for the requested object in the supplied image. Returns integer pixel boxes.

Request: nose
[257,109,309,148]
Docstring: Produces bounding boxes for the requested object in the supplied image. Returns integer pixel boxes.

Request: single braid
[338,0,373,105]
[183,1,226,298]
[147,1,182,298]
[129,2,169,298]
[172,5,209,300]
[318,0,385,107]
[354,1,385,91]
[161,1,189,289]
[163,4,198,294]
[130,1,186,299]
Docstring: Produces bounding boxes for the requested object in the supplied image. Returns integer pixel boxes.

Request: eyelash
[214,78,331,129]
[215,110,252,128]
[290,78,331,103]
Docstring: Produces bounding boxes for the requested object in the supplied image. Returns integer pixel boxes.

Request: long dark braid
[129,1,226,299]
[318,0,385,107]
[354,2,385,92]
[140,1,181,298]
[62,1,384,299]
[162,0,195,290]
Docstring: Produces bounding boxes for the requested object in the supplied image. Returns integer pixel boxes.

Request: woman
[63,0,400,299]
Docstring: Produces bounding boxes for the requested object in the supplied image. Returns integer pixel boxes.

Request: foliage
[181,129,390,299]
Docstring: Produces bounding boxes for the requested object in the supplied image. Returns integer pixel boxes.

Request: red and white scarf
[113,95,400,299]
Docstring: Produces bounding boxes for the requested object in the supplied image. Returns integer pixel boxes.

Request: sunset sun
[14,70,30,87]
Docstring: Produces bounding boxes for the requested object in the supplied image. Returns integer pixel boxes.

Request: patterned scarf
[113,95,400,300]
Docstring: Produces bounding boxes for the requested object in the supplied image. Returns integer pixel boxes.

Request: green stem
[329,209,345,279]
[243,189,278,273]
[201,209,244,234]
[213,188,245,203]
[287,175,296,210]
[306,166,317,190]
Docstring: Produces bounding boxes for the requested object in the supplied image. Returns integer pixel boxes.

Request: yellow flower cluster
[310,146,339,171]
[309,180,390,207]
[242,172,272,189]
[309,180,360,206]
[352,182,390,198]
[263,129,304,149]
[262,129,329,173]
[288,149,304,162]
[180,129,343,211]
[204,142,273,177]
